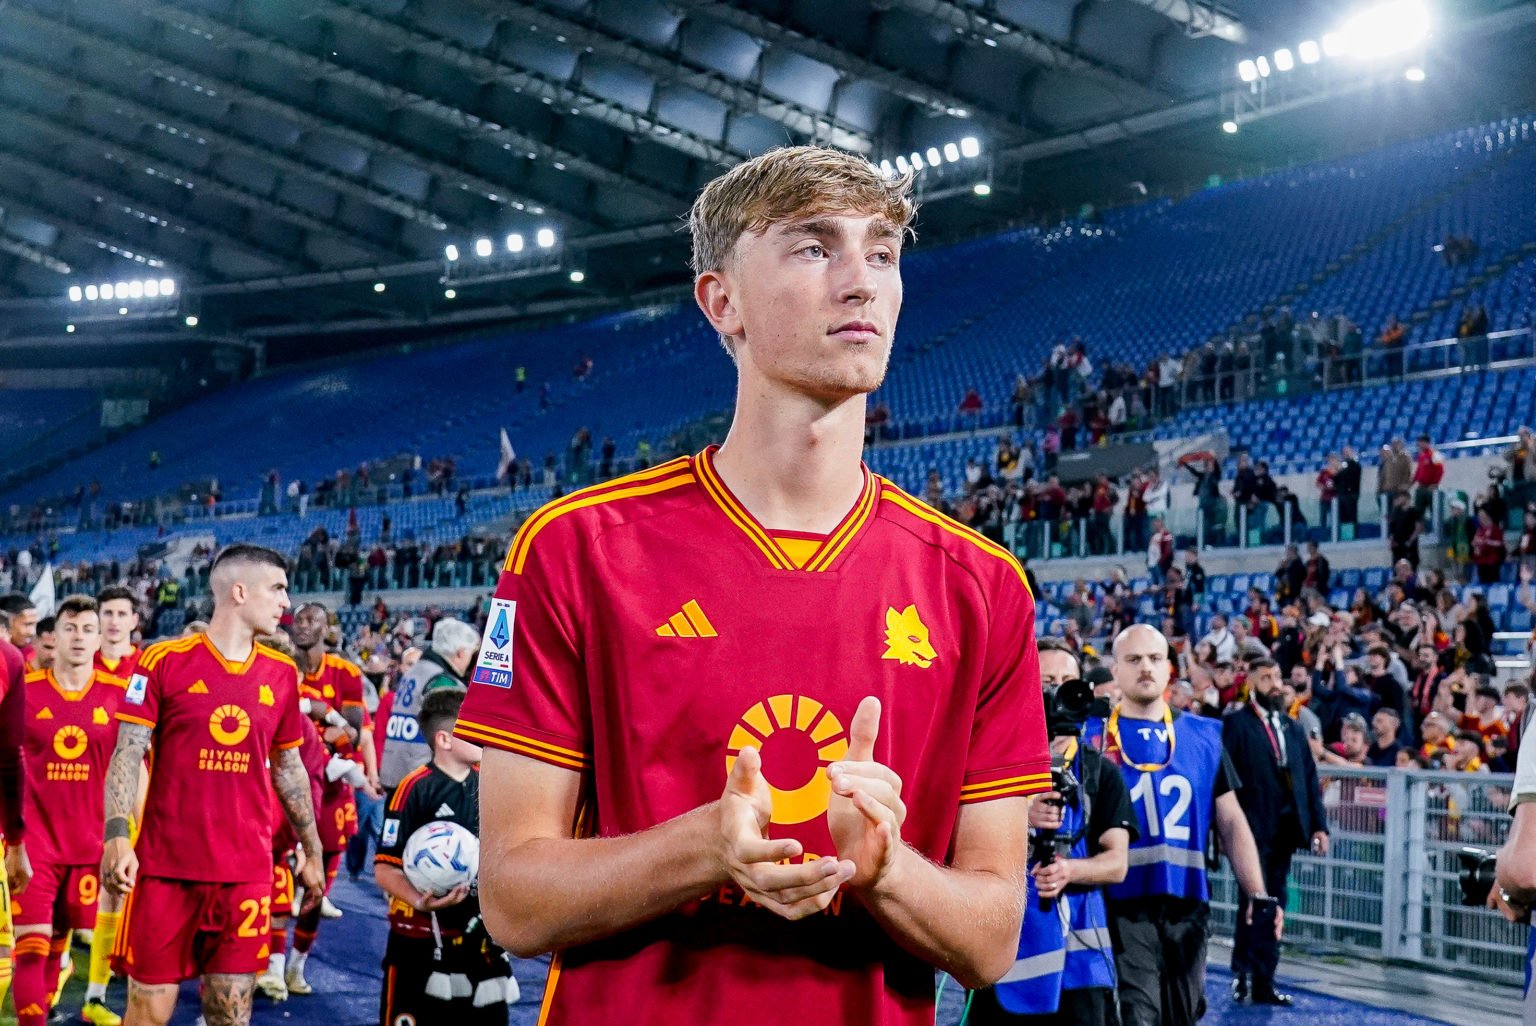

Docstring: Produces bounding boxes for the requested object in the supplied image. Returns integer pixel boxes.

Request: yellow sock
[0,950,12,1009]
[88,912,120,988]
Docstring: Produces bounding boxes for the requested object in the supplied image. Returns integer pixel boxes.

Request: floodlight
[444,288,457,299]
[185,315,198,327]
[100,284,114,300]
[1322,32,1347,57]
[895,155,910,174]
[1223,120,1239,134]
[973,182,991,196]
[1336,1,1431,59]
[373,282,386,293]
[880,159,894,176]
[536,228,556,248]
[1299,40,1322,64]
[569,270,585,283]
[943,143,960,162]
[926,147,941,166]
[1274,48,1295,72]
[160,279,175,296]
[127,281,144,299]
[145,279,161,298]
[959,137,980,158]
[909,151,924,170]
[506,233,525,253]
[84,285,98,301]
[474,238,493,258]
[444,244,460,261]
[1256,56,1271,77]
[68,286,82,302]
[1238,59,1258,82]
[1405,66,1426,81]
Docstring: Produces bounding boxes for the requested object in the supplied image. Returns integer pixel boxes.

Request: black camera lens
[1456,847,1498,907]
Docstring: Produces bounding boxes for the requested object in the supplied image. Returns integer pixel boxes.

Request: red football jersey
[23,668,125,865]
[300,653,368,850]
[119,634,306,883]
[457,450,1049,1026]
[95,647,140,680]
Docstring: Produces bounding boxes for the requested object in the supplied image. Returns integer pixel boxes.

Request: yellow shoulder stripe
[137,635,201,672]
[23,669,46,684]
[505,459,695,575]
[878,483,1029,592]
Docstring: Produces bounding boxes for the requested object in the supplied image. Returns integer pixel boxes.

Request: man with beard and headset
[1221,657,1328,1007]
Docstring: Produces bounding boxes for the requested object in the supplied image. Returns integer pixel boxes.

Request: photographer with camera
[971,640,1136,1025]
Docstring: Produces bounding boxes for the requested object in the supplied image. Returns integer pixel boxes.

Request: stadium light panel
[185,315,198,327]
[373,282,386,293]
[66,324,75,333]
[925,147,942,166]
[444,244,460,261]
[909,151,924,170]
[1405,65,1426,81]
[444,288,457,299]
[973,182,991,196]
[536,228,556,248]
[114,282,129,299]
[506,233,525,253]
[127,281,144,299]
[943,143,960,162]
[1255,56,1271,77]
[160,279,175,296]
[1322,32,1347,57]
[474,238,493,258]
[1237,59,1259,82]
[959,137,980,158]
[569,270,585,283]
[68,286,82,302]
[118,307,128,315]
[1274,48,1295,72]
[84,285,98,301]
[1299,40,1322,63]
[145,279,161,298]
[100,284,113,300]
[1223,120,1239,134]
[1335,1,1431,59]
[894,155,910,174]
[879,159,894,176]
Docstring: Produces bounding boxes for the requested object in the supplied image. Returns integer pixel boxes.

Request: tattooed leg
[200,972,255,1026]
[123,978,178,1026]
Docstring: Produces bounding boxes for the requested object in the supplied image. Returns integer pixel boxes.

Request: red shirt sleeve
[0,643,25,842]
[273,674,305,751]
[960,567,1051,804]
[373,690,391,765]
[118,649,161,730]
[338,663,370,728]
[456,521,591,773]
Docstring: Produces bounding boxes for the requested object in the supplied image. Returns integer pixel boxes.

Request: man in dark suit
[1222,657,1330,1006]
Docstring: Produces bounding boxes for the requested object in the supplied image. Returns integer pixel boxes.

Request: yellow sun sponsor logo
[726,695,849,825]
[52,725,88,760]
[208,704,252,746]
[882,604,936,668]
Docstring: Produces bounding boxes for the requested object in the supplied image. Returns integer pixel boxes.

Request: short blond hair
[688,146,916,275]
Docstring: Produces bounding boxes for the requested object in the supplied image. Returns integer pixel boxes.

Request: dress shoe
[1230,975,1248,1002]
[1252,988,1294,1007]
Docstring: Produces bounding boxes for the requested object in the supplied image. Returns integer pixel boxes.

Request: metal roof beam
[0,10,460,234]
[0,184,175,272]
[887,0,1166,100]
[137,0,681,208]
[0,210,72,275]
[316,0,744,166]
[678,1,1028,142]
[0,148,295,272]
[505,1,873,153]
[1124,0,1247,44]
[0,100,408,263]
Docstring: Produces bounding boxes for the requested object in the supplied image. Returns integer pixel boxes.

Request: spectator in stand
[1418,711,1457,765]
[1361,644,1412,731]
[1312,647,1373,742]
[1158,352,1181,416]
[958,387,984,420]
[1515,507,1536,573]
[1303,541,1331,595]
[1234,452,1259,534]
[1443,495,1475,583]
[1107,390,1127,434]
[1088,474,1117,555]
[1378,315,1406,380]
[1412,435,1445,522]
[1183,547,1207,600]
[1367,709,1404,766]
[1459,684,1509,744]
[1009,375,1032,429]
[1388,492,1422,568]
[1335,445,1362,528]
[1323,713,1370,766]
[1410,644,1446,725]
[1180,452,1226,545]
[1457,302,1491,366]
[1317,455,1339,534]
[1123,469,1150,556]
[1146,516,1174,585]
[1275,546,1304,605]
[1058,406,1080,451]
[1447,731,1490,773]
[1201,614,1238,664]
[1471,508,1508,584]
[1378,438,1413,515]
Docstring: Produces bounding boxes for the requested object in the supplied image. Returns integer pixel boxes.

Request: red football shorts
[319,787,358,852]
[270,859,295,919]
[112,876,273,984]
[12,862,100,930]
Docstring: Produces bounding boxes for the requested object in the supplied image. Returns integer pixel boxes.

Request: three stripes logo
[655,599,717,639]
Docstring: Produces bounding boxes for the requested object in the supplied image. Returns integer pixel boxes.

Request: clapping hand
[828,697,908,892]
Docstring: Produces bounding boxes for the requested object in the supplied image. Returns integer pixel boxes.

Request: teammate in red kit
[86,584,140,1018]
[282,602,380,996]
[0,601,33,1013]
[99,545,325,1026]
[13,596,124,1026]
[456,146,1050,1026]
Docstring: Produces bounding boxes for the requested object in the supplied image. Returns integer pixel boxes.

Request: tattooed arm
[101,723,151,895]
[271,745,326,910]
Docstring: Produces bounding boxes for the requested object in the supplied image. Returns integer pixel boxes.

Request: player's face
[9,607,38,646]
[233,565,291,634]
[98,599,138,646]
[290,605,327,649]
[1113,629,1171,704]
[35,630,56,669]
[1038,649,1080,688]
[54,611,101,670]
[708,210,903,402]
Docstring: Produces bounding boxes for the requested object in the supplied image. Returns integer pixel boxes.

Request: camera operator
[1487,716,1536,1023]
[971,639,1137,1025]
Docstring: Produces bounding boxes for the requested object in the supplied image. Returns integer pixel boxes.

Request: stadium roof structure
[0,0,1534,356]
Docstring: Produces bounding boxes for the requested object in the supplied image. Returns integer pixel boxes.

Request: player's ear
[694,269,743,341]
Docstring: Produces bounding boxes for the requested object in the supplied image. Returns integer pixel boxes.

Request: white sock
[268,952,286,977]
[288,950,307,973]
[85,982,107,1002]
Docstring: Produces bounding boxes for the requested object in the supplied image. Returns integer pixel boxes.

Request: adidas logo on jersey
[434,804,455,818]
[188,680,209,694]
[655,600,717,639]
[35,707,52,720]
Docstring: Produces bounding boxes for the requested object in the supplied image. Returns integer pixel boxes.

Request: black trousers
[379,929,510,1026]
[967,985,1119,1026]
[1110,900,1208,1026]
[1232,828,1299,991]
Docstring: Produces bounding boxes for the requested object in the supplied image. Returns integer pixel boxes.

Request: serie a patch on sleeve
[381,817,400,847]
[471,598,516,689]
[125,673,149,706]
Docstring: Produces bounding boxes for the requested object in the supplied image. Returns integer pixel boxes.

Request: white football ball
[402,821,479,897]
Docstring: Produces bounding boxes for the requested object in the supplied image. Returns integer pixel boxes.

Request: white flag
[497,427,516,481]
[28,563,55,618]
